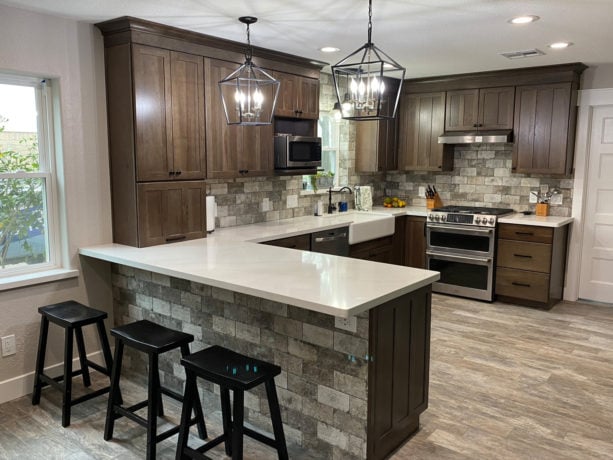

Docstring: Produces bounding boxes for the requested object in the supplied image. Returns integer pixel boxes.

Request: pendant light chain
[367,0,373,45]
[245,22,253,62]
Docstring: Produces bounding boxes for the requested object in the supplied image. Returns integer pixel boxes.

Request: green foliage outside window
[0,120,45,268]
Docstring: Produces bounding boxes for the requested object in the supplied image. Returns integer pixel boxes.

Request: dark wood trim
[403,63,587,93]
[96,16,325,78]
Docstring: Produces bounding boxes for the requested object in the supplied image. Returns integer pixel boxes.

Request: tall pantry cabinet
[102,41,207,247]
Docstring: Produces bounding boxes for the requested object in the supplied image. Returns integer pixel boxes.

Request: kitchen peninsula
[80,214,439,460]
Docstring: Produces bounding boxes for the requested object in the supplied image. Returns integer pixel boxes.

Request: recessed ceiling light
[549,42,572,49]
[320,46,340,53]
[509,15,540,24]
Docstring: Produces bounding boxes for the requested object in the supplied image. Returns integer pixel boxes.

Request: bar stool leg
[104,340,124,441]
[146,353,159,460]
[231,390,244,460]
[220,387,232,456]
[175,370,197,460]
[62,327,74,427]
[180,344,207,440]
[96,320,122,405]
[265,380,289,460]
[32,315,49,405]
[74,326,91,387]
[152,364,164,417]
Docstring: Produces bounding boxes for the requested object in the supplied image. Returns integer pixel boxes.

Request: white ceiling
[2,0,612,78]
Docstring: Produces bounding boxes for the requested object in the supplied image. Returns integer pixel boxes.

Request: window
[303,111,340,191]
[0,75,60,277]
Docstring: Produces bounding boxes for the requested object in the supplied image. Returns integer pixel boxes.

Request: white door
[579,105,613,303]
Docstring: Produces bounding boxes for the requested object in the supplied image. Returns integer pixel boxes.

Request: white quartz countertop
[80,238,439,318]
[498,213,573,227]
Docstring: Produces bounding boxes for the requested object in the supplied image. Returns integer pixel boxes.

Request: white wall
[0,5,113,402]
[582,64,613,90]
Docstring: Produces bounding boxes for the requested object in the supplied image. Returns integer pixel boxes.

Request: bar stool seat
[104,320,207,460]
[32,300,115,427]
[176,345,288,460]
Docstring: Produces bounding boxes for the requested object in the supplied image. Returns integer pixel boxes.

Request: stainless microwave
[274,135,322,169]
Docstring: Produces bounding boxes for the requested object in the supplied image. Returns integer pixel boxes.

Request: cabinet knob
[175,170,182,176]
[169,171,175,176]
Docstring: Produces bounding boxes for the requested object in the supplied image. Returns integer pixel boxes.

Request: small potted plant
[310,171,334,191]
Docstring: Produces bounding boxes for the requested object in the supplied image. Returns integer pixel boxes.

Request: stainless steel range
[426,206,514,301]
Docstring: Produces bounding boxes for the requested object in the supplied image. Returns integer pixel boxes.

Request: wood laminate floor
[1,295,612,459]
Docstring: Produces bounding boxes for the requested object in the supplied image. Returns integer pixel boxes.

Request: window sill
[0,268,79,291]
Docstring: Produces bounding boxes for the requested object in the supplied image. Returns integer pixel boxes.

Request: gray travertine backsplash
[207,75,572,229]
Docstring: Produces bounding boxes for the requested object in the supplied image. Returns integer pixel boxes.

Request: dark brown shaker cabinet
[355,118,398,172]
[204,58,274,179]
[132,44,206,181]
[512,83,575,175]
[273,71,320,119]
[397,91,451,171]
[445,87,514,131]
[137,181,207,247]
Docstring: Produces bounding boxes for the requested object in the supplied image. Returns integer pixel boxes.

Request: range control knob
[440,214,447,222]
[434,214,440,222]
[428,214,433,221]
[488,217,495,225]
[474,217,481,224]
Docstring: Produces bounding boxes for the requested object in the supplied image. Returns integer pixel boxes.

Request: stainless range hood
[438,130,513,144]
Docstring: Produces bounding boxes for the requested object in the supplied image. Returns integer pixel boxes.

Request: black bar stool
[176,345,288,460]
[32,300,115,427]
[104,319,207,460]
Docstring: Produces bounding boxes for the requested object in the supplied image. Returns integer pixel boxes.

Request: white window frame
[0,74,64,283]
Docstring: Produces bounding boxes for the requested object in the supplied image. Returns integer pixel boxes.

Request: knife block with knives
[425,185,443,209]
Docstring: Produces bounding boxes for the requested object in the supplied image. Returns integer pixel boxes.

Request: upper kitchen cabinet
[132,45,206,181]
[355,118,398,172]
[397,91,452,171]
[205,58,274,179]
[445,87,514,131]
[273,71,320,119]
[513,83,576,175]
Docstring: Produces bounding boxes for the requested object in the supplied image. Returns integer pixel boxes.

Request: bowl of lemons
[383,196,406,208]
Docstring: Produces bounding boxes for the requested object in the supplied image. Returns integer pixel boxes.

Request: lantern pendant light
[331,0,405,121]
[219,16,280,125]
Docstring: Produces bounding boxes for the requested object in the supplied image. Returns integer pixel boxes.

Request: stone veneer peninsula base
[111,264,431,459]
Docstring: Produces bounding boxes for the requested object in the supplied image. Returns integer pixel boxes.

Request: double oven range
[426,206,514,302]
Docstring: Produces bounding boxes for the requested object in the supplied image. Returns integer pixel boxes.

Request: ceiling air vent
[500,49,545,59]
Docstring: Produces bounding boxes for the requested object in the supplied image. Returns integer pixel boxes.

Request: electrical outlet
[1,335,16,357]
[286,194,298,208]
[335,316,357,333]
[529,190,539,204]
[418,186,426,198]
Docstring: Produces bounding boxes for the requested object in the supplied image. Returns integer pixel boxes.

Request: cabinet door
[445,89,479,131]
[478,86,514,130]
[133,45,173,181]
[398,92,449,171]
[297,76,320,119]
[404,216,426,269]
[204,58,243,179]
[273,72,299,118]
[349,237,393,263]
[170,51,206,180]
[368,286,431,459]
[137,181,205,247]
[241,124,274,176]
[513,83,572,174]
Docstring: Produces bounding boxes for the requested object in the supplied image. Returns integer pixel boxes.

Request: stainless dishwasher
[310,227,349,256]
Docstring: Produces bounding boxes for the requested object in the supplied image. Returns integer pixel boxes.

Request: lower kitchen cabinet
[403,216,427,269]
[368,285,431,459]
[350,236,394,263]
[495,223,569,308]
[136,181,206,247]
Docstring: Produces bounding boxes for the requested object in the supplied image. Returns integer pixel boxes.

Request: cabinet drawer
[261,234,310,251]
[497,240,552,273]
[495,268,550,303]
[498,224,553,243]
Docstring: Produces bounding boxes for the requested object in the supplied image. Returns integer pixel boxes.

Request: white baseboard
[0,350,105,405]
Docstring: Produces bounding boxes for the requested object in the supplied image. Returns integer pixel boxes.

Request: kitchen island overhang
[79,238,439,459]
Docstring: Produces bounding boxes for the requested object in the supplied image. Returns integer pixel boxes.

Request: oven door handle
[426,251,491,264]
[427,224,494,235]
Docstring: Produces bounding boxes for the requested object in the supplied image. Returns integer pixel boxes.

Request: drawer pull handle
[512,281,531,287]
[513,254,532,258]
[515,232,534,236]
[166,235,186,242]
